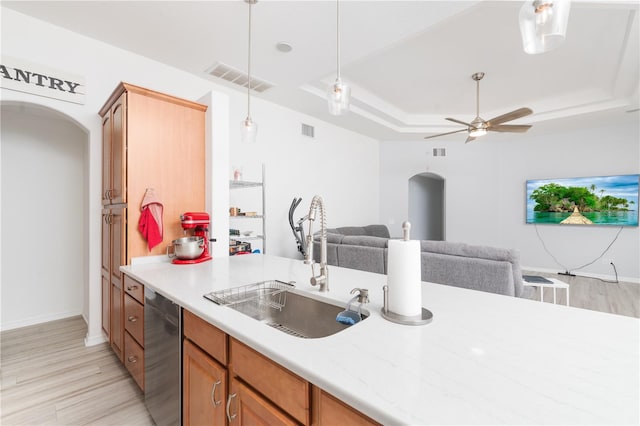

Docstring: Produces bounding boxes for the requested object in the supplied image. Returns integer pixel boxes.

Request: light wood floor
[1,316,154,425]
[1,276,637,425]
[521,271,640,318]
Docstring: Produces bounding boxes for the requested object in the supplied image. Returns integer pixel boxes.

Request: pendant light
[519,0,571,55]
[241,0,258,143]
[327,0,351,115]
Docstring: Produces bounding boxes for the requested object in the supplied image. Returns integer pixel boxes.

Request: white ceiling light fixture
[241,0,258,143]
[519,0,571,55]
[327,0,351,115]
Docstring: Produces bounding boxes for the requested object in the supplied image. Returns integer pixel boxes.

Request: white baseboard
[522,265,640,285]
[84,331,107,347]
[0,310,83,332]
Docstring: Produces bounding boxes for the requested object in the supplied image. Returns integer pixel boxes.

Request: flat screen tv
[526,174,639,226]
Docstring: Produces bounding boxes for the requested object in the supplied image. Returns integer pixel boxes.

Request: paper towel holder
[381,285,433,326]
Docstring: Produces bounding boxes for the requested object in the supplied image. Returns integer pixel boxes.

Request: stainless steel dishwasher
[145,287,181,426]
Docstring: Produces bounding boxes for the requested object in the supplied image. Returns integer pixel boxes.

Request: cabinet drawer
[124,294,144,346]
[124,331,144,391]
[183,309,227,366]
[230,338,310,425]
[123,275,144,304]
[312,387,380,426]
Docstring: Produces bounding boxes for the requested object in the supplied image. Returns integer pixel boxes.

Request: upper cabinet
[102,93,127,205]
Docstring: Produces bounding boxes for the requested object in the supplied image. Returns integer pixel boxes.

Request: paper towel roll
[386,238,422,317]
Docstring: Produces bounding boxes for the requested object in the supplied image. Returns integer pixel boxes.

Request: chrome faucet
[303,195,329,292]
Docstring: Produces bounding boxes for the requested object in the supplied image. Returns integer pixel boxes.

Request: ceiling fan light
[328,80,351,115]
[519,0,571,54]
[469,127,487,138]
[241,117,258,143]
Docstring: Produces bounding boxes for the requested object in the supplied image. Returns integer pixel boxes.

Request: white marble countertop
[121,254,639,425]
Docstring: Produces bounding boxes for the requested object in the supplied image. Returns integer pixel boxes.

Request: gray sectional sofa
[314,225,530,298]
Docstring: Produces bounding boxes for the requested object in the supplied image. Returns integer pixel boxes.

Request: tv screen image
[526,174,639,226]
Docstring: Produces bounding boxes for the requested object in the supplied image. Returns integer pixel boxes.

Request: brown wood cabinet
[102,205,126,361]
[312,388,380,426]
[229,337,309,425]
[228,378,298,426]
[123,275,145,390]
[100,82,206,373]
[182,309,379,426]
[183,339,228,426]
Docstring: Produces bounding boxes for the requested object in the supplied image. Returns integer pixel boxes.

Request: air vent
[206,62,273,93]
[433,148,446,157]
[301,123,315,138]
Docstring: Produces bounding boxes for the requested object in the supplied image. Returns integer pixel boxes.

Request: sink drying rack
[204,280,294,311]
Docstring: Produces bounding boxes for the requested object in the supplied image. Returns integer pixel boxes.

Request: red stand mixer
[170,212,213,264]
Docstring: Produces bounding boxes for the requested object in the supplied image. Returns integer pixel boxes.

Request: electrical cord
[534,224,622,283]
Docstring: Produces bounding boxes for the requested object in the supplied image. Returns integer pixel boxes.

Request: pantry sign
[0,56,85,105]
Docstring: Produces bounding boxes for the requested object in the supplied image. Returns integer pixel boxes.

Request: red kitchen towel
[138,188,163,250]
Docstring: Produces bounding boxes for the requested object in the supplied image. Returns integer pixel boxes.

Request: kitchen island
[121,254,639,425]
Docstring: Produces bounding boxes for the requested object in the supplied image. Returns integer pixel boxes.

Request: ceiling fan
[425,72,533,143]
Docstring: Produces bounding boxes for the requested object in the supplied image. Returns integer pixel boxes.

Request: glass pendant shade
[519,0,571,54]
[328,79,351,115]
[241,117,258,143]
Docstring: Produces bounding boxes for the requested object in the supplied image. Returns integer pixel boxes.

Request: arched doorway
[1,102,89,330]
[408,173,445,241]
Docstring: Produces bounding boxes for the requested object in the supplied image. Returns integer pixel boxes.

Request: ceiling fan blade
[445,117,472,127]
[465,135,476,144]
[486,107,533,126]
[488,124,532,133]
[424,128,468,140]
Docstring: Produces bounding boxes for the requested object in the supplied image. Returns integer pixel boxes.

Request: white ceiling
[4,0,639,141]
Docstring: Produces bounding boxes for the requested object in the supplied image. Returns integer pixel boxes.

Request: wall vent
[206,62,274,93]
[433,148,446,157]
[301,123,315,138]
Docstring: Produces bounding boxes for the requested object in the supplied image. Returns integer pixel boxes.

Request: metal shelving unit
[229,164,266,254]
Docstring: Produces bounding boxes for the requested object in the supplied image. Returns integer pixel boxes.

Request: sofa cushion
[362,225,391,238]
[327,225,391,238]
[337,245,386,274]
[341,235,389,248]
[325,233,345,244]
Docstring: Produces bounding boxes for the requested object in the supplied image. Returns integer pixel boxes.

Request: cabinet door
[110,93,126,205]
[101,210,111,339]
[102,113,111,204]
[101,210,110,276]
[124,294,144,346]
[101,273,110,338]
[110,207,126,287]
[124,331,144,391]
[110,283,123,361]
[183,340,227,426]
[228,378,297,426]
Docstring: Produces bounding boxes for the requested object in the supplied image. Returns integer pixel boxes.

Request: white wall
[228,99,380,259]
[0,7,380,340]
[1,106,86,330]
[381,120,640,282]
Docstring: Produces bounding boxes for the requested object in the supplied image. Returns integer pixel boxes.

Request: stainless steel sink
[204,281,368,338]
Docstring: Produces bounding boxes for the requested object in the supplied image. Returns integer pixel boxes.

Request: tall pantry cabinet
[100,82,206,384]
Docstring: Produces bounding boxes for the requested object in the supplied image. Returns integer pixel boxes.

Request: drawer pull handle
[210,380,222,407]
[226,393,237,422]
[127,316,137,322]
[127,355,137,363]
[127,285,138,291]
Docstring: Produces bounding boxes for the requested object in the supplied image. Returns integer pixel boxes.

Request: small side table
[523,278,570,306]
